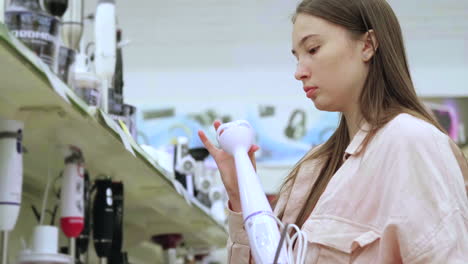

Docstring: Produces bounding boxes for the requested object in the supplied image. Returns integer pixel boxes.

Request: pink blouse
[227,113,468,263]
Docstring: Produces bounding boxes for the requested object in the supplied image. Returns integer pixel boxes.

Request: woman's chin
[312,99,328,111]
[312,99,337,112]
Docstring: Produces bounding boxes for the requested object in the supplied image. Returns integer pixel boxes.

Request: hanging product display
[174,141,214,206]
[5,0,60,68]
[92,179,114,264]
[0,118,23,264]
[189,147,211,207]
[108,181,126,264]
[174,136,195,196]
[76,170,90,263]
[60,146,85,262]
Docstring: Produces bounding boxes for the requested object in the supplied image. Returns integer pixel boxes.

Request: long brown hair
[278,0,446,228]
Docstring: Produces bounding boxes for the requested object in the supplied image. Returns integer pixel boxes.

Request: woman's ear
[362,29,378,62]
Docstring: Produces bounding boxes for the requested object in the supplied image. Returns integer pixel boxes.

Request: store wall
[122,67,468,107]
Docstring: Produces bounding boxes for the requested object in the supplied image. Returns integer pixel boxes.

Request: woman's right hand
[198,121,260,213]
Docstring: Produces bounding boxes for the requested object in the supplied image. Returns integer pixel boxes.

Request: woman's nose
[294,62,310,81]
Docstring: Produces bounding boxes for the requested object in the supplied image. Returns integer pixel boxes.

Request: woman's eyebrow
[292,34,320,55]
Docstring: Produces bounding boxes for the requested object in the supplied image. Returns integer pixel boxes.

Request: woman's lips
[303,86,318,98]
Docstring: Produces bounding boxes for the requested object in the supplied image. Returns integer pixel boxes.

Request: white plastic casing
[94,0,116,112]
[209,186,227,223]
[60,150,85,238]
[0,118,24,231]
[61,0,83,50]
[0,0,5,23]
[217,120,287,263]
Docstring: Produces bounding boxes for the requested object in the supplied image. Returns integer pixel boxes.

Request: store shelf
[0,22,227,253]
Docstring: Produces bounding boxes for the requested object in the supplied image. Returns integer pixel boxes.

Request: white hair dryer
[217,120,288,264]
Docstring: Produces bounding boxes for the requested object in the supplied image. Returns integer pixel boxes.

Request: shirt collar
[344,122,371,159]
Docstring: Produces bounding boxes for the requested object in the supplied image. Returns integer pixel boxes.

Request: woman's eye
[309,46,320,55]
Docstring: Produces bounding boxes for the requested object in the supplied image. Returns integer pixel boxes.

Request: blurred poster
[422,97,468,147]
[136,102,340,166]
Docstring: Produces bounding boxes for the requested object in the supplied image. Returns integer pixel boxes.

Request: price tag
[100,110,135,156]
[43,67,70,104]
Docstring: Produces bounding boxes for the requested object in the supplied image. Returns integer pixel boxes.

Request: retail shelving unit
[0,23,227,263]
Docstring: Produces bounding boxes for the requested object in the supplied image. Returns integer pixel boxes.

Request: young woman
[198,0,468,262]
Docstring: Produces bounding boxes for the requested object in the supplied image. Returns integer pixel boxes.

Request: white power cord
[267,214,308,264]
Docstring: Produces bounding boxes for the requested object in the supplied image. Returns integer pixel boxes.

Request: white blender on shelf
[0,0,5,23]
[94,0,116,113]
[0,118,24,264]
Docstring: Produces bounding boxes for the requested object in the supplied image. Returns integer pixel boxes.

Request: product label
[5,11,59,67]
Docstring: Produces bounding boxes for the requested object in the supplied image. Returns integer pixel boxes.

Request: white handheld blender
[217,120,288,263]
[0,118,24,264]
[0,0,5,23]
[94,0,116,113]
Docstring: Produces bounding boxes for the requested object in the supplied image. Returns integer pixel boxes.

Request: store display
[56,45,75,84]
[108,182,124,264]
[108,89,123,114]
[62,0,96,104]
[284,109,307,140]
[174,136,195,196]
[76,170,90,264]
[43,0,68,17]
[17,225,73,264]
[0,0,291,262]
[60,146,85,262]
[92,179,114,264]
[72,49,101,107]
[5,0,60,68]
[0,118,23,264]
[189,147,211,207]
[108,103,137,140]
[113,29,123,98]
[423,97,468,146]
[104,28,138,140]
[94,0,116,113]
[209,185,227,223]
[60,0,82,51]
[0,0,5,23]
[151,234,183,264]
